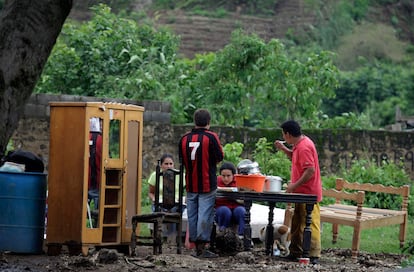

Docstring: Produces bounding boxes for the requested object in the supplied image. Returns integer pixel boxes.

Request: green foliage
[140,178,152,208]
[318,112,374,129]
[334,22,408,70]
[222,138,292,182]
[347,0,370,21]
[402,240,414,255]
[323,61,414,127]
[191,7,228,18]
[223,142,244,166]
[5,140,14,154]
[402,258,414,269]
[252,137,291,181]
[302,0,358,49]
[33,2,414,130]
[190,30,339,127]
[35,4,182,101]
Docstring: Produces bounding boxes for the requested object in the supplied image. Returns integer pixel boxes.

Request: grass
[321,220,414,255]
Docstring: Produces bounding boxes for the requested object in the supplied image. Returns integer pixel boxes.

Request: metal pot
[237,159,260,175]
[264,176,283,192]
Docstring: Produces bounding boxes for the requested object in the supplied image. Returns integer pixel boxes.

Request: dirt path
[0,246,409,272]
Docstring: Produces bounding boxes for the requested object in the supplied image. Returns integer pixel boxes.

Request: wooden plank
[360,215,406,229]
[337,179,410,197]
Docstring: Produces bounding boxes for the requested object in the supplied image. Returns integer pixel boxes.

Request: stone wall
[10,94,414,181]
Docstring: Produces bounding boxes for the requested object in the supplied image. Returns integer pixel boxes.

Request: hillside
[69,0,414,61]
[152,0,316,58]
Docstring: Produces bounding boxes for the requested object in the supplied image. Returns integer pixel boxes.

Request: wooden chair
[130,161,184,255]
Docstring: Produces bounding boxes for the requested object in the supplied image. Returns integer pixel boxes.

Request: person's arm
[148,184,156,202]
[147,171,157,202]
[286,167,315,193]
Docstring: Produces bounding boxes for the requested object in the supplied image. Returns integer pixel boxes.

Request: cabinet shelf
[103,204,121,208]
[103,207,120,225]
[102,223,121,227]
[104,189,121,205]
[105,169,123,186]
[106,185,121,189]
[102,227,120,243]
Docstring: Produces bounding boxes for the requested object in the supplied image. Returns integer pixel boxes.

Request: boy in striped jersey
[179,109,224,258]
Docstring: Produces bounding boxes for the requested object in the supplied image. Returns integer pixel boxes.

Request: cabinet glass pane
[109,119,121,159]
[87,117,103,229]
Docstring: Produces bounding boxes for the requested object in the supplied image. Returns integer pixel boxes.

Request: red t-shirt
[291,136,322,202]
[215,176,240,209]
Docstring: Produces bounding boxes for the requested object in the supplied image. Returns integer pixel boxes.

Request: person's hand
[286,182,295,193]
[274,140,286,150]
[285,182,297,193]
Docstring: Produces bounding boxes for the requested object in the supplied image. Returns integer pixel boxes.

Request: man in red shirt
[274,120,322,264]
[179,109,224,258]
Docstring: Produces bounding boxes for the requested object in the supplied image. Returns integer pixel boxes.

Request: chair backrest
[153,160,184,213]
[336,178,410,212]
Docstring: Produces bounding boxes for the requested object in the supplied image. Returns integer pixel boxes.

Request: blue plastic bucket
[0,171,47,253]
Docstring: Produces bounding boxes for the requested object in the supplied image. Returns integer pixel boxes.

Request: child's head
[194,108,211,127]
[219,162,236,185]
[160,153,174,171]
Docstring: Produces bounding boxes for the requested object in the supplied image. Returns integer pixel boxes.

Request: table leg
[302,203,314,258]
[265,202,275,255]
[243,200,253,251]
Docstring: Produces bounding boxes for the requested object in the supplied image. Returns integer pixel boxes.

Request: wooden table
[216,190,317,257]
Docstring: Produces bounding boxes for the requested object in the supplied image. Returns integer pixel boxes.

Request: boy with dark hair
[179,109,224,258]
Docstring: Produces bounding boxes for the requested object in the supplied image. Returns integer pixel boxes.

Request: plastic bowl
[234,174,266,192]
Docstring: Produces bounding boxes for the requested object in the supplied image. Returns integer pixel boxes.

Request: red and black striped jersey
[178,128,224,193]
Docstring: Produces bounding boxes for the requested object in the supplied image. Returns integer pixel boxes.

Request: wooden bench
[320,178,410,259]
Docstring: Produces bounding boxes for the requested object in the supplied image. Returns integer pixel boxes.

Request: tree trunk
[0,0,72,158]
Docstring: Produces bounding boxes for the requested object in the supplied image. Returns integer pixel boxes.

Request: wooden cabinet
[46,102,144,255]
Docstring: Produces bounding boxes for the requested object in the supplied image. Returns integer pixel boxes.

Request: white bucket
[264,176,283,192]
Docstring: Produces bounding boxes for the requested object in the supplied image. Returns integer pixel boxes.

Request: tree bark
[0,0,72,158]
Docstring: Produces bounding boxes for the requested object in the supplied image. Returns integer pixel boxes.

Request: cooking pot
[237,159,260,175]
[264,176,283,192]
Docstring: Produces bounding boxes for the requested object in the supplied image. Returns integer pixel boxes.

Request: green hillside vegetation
[33,0,414,129]
[336,22,408,70]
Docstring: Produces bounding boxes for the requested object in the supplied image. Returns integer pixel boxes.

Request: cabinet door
[100,108,125,243]
[82,110,105,243]
[121,111,143,241]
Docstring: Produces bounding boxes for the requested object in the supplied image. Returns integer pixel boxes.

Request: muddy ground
[0,242,411,272]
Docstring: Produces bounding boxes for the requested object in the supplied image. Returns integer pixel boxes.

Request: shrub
[223,142,244,166]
